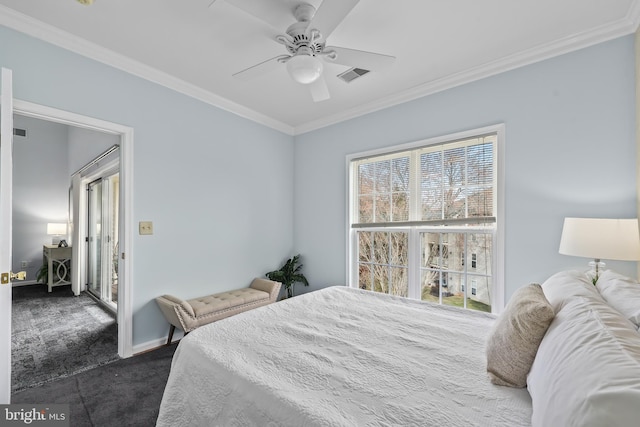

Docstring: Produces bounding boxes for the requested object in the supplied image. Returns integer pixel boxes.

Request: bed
[156,286,532,426]
[157,271,640,426]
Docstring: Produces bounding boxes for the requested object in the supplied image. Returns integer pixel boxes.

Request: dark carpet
[11,284,119,392]
[11,343,178,427]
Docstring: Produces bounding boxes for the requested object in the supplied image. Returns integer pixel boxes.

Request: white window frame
[346,124,506,314]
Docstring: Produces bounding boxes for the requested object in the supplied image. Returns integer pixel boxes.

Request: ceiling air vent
[337,67,370,83]
[13,128,27,138]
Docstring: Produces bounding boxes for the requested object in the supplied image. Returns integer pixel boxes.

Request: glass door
[106,173,119,307]
[87,173,119,310]
[87,178,102,300]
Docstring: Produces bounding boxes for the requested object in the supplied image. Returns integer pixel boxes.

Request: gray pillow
[486,283,555,387]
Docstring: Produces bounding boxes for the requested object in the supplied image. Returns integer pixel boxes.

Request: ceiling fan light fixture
[286,54,323,85]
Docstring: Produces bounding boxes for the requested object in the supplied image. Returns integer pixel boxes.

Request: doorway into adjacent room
[7,100,134,395]
[10,115,125,392]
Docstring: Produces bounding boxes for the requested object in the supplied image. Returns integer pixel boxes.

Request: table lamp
[47,223,67,245]
[559,217,640,283]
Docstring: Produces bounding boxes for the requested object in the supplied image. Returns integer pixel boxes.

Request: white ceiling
[0,0,638,135]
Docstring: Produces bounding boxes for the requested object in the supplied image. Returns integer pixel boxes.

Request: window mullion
[350,161,359,224]
[349,228,359,288]
[407,151,420,300]
[464,145,469,219]
[409,151,420,221]
[407,228,420,299]
[463,233,468,309]
[387,233,392,295]
[440,149,445,220]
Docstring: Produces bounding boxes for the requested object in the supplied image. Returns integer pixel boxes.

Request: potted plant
[266,254,309,299]
[36,263,48,284]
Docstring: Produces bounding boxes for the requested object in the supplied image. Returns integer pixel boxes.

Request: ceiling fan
[223,0,395,102]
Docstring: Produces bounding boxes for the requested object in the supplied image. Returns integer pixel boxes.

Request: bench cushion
[188,288,270,317]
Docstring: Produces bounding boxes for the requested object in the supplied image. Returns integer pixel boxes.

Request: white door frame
[0,68,14,404]
[14,99,134,359]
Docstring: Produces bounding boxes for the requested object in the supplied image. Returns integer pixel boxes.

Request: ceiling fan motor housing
[284,4,324,55]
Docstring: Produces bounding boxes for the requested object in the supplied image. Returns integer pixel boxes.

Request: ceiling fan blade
[220,0,292,32]
[233,56,287,81]
[324,46,395,71]
[308,0,359,40]
[309,76,330,102]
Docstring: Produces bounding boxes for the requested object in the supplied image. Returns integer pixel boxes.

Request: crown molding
[628,0,640,30]
[0,5,295,135]
[293,2,640,135]
[1,2,638,138]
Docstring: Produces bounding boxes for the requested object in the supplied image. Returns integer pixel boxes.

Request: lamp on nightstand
[47,223,67,245]
[559,217,640,283]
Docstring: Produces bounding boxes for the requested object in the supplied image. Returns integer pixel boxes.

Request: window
[349,126,503,313]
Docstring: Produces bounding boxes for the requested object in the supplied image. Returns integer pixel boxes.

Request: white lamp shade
[559,218,640,261]
[47,223,67,235]
[286,54,323,84]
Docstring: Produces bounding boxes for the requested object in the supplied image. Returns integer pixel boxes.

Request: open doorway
[11,99,133,362]
[10,114,125,391]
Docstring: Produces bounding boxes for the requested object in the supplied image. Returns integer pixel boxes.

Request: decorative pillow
[528,290,640,427]
[486,283,555,388]
[596,270,640,327]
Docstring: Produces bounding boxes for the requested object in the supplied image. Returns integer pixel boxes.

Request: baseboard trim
[11,280,39,287]
[132,332,184,355]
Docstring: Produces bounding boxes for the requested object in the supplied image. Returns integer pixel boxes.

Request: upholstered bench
[155,278,281,345]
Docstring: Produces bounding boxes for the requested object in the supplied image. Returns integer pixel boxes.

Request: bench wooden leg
[167,324,175,346]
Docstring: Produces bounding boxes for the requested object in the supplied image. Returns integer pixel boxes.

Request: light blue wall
[12,116,69,280]
[294,36,637,302]
[0,25,295,346]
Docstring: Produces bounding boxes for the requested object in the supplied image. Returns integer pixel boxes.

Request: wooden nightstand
[43,244,72,292]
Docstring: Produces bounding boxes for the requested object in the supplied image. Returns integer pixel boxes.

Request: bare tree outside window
[358,231,408,297]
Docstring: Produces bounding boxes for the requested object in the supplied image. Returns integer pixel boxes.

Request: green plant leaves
[265,254,309,298]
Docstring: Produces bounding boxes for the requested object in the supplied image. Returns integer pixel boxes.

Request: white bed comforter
[156,287,531,427]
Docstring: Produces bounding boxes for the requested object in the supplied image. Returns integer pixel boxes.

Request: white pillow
[596,270,640,328]
[529,276,640,427]
[541,270,603,313]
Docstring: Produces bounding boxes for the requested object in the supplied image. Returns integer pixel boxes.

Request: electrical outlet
[139,221,153,235]
[21,261,28,268]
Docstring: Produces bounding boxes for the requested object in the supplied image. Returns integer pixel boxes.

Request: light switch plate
[139,221,153,235]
